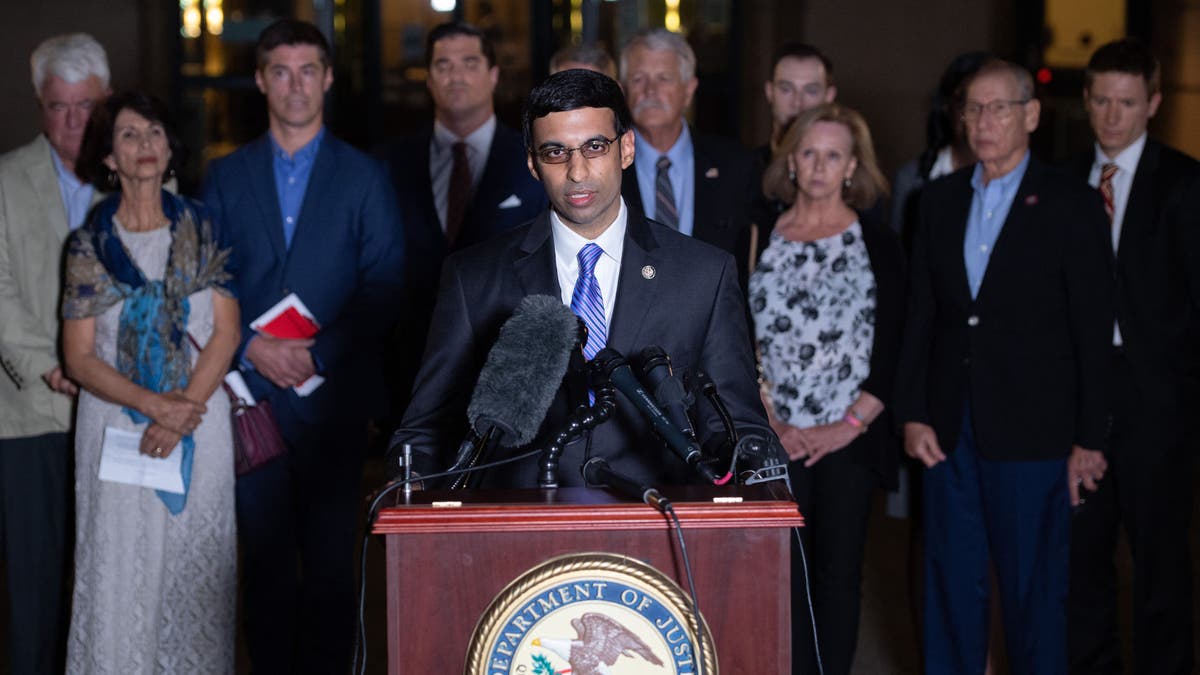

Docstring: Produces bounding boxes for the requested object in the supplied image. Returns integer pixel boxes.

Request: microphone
[582,457,671,512]
[443,295,584,487]
[590,348,720,484]
[732,434,791,487]
[638,346,697,442]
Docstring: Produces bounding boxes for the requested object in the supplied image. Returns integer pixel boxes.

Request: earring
[163,166,177,183]
[843,176,852,189]
[106,169,118,188]
[788,169,796,183]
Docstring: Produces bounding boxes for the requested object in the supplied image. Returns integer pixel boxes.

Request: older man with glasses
[894,59,1113,674]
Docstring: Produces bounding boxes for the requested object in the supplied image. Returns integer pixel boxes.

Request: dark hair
[770,42,834,87]
[255,18,331,69]
[523,69,632,153]
[76,91,186,190]
[1085,38,1161,96]
[425,22,496,69]
[550,42,616,79]
[919,51,989,178]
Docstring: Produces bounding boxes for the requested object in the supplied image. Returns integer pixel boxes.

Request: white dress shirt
[551,199,627,327]
[429,115,496,232]
[1088,131,1146,346]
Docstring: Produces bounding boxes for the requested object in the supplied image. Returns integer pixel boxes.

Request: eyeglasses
[962,99,1029,122]
[535,136,619,164]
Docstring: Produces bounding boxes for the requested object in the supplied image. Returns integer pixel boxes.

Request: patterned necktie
[654,156,679,229]
[445,141,471,244]
[570,243,607,361]
[1099,162,1118,223]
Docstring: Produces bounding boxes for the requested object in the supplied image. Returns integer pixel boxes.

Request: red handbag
[188,334,287,475]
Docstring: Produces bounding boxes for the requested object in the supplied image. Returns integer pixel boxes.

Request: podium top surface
[371,483,803,535]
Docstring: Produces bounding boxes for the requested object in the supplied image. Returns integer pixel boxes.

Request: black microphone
[638,346,697,442]
[732,434,791,488]
[582,457,671,512]
[590,348,719,484]
[442,295,584,487]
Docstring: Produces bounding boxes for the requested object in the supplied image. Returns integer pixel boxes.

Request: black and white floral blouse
[749,221,876,429]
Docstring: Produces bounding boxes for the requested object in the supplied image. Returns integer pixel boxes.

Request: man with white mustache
[618,29,758,279]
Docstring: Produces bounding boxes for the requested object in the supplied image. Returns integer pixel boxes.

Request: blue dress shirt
[270,127,325,249]
[49,147,94,231]
[964,151,1030,299]
[633,125,695,236]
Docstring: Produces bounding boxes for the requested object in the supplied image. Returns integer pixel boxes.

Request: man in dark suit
[379,21,545,416]
[894,60,1112,674]
[392,68,771,488]
[200,19,404,674]
[1066,39,1200,675]
[617,29,758,273]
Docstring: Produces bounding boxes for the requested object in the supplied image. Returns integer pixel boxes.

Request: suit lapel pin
[705,167,719,179]
[1024,194,1038,206]
[642,265,656,280]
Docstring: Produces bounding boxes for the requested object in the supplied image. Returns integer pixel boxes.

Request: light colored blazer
[0,135,83,437]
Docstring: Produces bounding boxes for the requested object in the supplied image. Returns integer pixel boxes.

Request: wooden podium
[372,482,803,672]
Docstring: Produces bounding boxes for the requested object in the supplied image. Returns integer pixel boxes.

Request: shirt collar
[1093,132,1146,174]
[551,198,628,267]
[269,126,325,163]
[433,115,497,155]
[970,149,1030,192]
[634,122,693,169]
[47,143,84,190]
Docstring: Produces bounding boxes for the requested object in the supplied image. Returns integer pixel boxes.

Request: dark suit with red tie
[1066,139,1200,675]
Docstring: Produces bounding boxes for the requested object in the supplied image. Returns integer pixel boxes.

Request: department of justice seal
[465,552,717,674]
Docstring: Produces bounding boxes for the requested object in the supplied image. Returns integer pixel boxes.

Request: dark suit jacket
[893,156,1113,461]
[394,208,772,487]
[378,122,547,412]
[622,131,759,277]
[201,133,405,434]
[1068,140,1200,429]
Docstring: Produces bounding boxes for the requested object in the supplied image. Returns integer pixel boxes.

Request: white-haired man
[0,32,109,675]
[618,28,757,275]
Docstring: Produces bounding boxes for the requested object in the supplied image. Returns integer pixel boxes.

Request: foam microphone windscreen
[466,294,582,447]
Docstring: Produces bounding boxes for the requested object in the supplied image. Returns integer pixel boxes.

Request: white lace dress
[66,223,236,674]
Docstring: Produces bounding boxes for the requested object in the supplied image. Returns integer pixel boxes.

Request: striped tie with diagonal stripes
[655,156,679,229]
[1099,162,1118,223]
[570,243,607,362]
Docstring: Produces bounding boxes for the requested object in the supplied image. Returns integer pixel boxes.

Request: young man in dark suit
[378,21,546,415]
[393,68,772,488]
[894,60,1112,674]
[1066,39,1200,675]
[200,19,404,674]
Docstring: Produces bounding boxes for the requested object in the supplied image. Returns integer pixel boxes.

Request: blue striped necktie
[570,242,607,362]
[654,156,679,229]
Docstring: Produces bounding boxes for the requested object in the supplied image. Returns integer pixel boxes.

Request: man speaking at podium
[392,69,772,488]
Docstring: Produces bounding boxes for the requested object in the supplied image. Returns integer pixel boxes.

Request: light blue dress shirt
[633,125,695,236]
[964,151,1030,299]
[49,147,94,231]
[270,127,325,249]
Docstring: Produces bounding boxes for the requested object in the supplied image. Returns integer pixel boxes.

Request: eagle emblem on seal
[531,612,665,674]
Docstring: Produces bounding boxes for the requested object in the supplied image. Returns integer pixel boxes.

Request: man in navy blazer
[894,60,1112,674]
[378,22,546,417]
[200,20,404,674]
[392,69,771,488]
[1066,40,1200,675]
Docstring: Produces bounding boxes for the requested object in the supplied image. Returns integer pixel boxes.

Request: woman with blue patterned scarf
[60,92,240,673]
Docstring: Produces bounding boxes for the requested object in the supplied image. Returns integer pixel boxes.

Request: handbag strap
[186,331,242,405]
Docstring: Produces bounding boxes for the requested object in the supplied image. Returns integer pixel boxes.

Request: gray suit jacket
[0,135,79,437]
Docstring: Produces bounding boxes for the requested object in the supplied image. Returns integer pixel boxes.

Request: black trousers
[0,431,71,675]
[237,416,367,675]
[788,436,879,675]
[1068,353,1196,674]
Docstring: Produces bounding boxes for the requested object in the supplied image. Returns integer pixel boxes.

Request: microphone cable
[792,524,825,675]
[664,502,709,675]
[353,446,543,675]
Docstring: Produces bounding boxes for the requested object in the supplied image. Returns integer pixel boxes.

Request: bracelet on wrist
[843,411,868,433]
